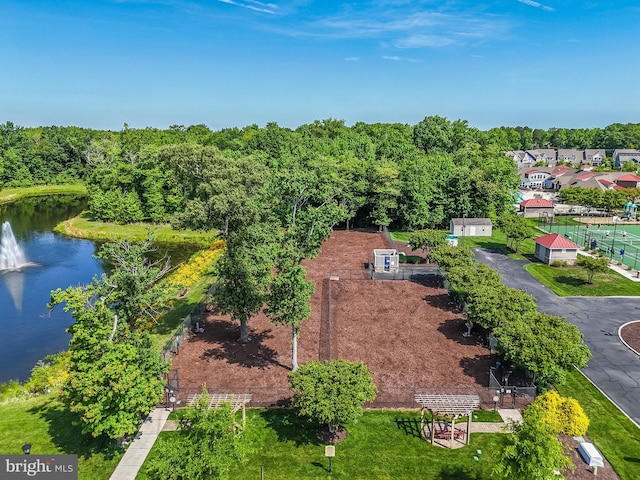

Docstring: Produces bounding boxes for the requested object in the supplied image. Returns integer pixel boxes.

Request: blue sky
[1,1,639,131]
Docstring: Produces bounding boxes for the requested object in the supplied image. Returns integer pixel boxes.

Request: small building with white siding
[449,218,493,237]
[534,233,581,265]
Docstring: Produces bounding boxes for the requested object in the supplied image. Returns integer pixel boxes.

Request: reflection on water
[0,195,205,383]
[2,271,25,311]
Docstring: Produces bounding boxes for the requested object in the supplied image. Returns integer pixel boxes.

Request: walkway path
[109,408,171,480]
[474,249,640,427]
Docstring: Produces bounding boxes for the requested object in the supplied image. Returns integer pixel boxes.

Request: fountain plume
[0,221,28,270]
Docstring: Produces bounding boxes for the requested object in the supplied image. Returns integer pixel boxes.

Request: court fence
[539,217,640,271]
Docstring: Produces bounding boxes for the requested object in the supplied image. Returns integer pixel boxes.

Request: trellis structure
[414,394,480,448]
[186,393,252,427]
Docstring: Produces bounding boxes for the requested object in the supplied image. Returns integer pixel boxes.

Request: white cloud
[217,0,277,14]
[344,57,360,62]
[517,0,556,13]
[382,55,421,63]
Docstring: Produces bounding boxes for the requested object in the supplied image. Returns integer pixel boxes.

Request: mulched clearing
[171,230,492,399]
[619,321,640,354]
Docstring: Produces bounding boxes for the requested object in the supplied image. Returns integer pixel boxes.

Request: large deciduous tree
[288,360,377,436]
[213,227,275,343]
[407,229,448,257]
[465,283,537,331]
[497,213,533,253]
[49,240,170,439]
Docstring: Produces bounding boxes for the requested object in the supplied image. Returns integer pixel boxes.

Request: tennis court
[540,217,640,270]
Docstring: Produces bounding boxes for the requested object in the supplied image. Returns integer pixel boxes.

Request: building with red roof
[534,233,581,265]
[519,198,555,218]
[615,174,640,189]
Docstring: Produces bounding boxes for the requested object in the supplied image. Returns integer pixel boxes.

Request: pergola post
[450,416,454,449]
[430,413,435,444]
[466,414,471,445]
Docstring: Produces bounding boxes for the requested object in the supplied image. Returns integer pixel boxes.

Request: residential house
[584,149,606,167]
[557,149,582,166]
[613,149,640,169]
[534,233,581,265]
[519,198,555,218]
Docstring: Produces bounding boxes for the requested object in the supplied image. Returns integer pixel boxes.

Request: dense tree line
[2,118,640,230]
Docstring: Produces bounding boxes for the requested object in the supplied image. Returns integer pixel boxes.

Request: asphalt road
[473,249,640,426]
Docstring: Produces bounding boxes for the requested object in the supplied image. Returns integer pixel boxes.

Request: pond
[0,196,201,383]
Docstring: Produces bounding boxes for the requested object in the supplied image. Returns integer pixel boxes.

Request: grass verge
[150,271,216,351]
[138,409,508,480]
[0,184,87,204]
[524,262,640,296]
[0,395,123,480]
[390,228,540,256]
[54,212,217,246]
[556,368,640,480]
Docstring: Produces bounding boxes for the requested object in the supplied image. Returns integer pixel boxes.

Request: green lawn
[0,396,123,480]
[0,184,87,204]
[138,409,508,480]
[556,368,640,480]
[524,262,640,296]
[390,228,540,258]
[54,211,217,246]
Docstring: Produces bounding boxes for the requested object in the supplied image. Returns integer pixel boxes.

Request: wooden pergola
[186,393,252,428]
[414,394,480,448]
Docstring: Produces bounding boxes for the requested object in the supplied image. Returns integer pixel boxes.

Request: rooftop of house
[520,198,555,208]
[535,233,581,250]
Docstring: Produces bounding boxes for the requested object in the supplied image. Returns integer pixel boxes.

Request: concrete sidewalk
[109,408,171,480]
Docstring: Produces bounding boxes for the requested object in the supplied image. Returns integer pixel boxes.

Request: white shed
[373,249,399,273]
[449,218,493,237]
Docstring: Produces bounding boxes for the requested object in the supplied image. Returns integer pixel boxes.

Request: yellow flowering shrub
[532,390,589,436]
[164,240,226,295]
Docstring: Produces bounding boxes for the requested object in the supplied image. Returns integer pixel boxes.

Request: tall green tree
[48,239,170,439]
[495,312,591,387]
[214,232,272,343]
[264,262,315,371]
[407,229,448,257]
[497,213,533,253]
[465,284,537,331]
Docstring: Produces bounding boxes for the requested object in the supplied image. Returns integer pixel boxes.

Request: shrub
[0,380,25,400]
[531,390,589,436]
[551,260,568,267]
[559,397,589,436]
[24,351,71,394]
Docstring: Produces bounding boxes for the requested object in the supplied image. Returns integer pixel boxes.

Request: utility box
[373,249,399,273]
[578,442,604,468]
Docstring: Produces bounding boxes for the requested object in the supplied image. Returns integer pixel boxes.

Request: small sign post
[325,445,335,473]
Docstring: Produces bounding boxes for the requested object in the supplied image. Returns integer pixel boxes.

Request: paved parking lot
[474,249,640,427]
